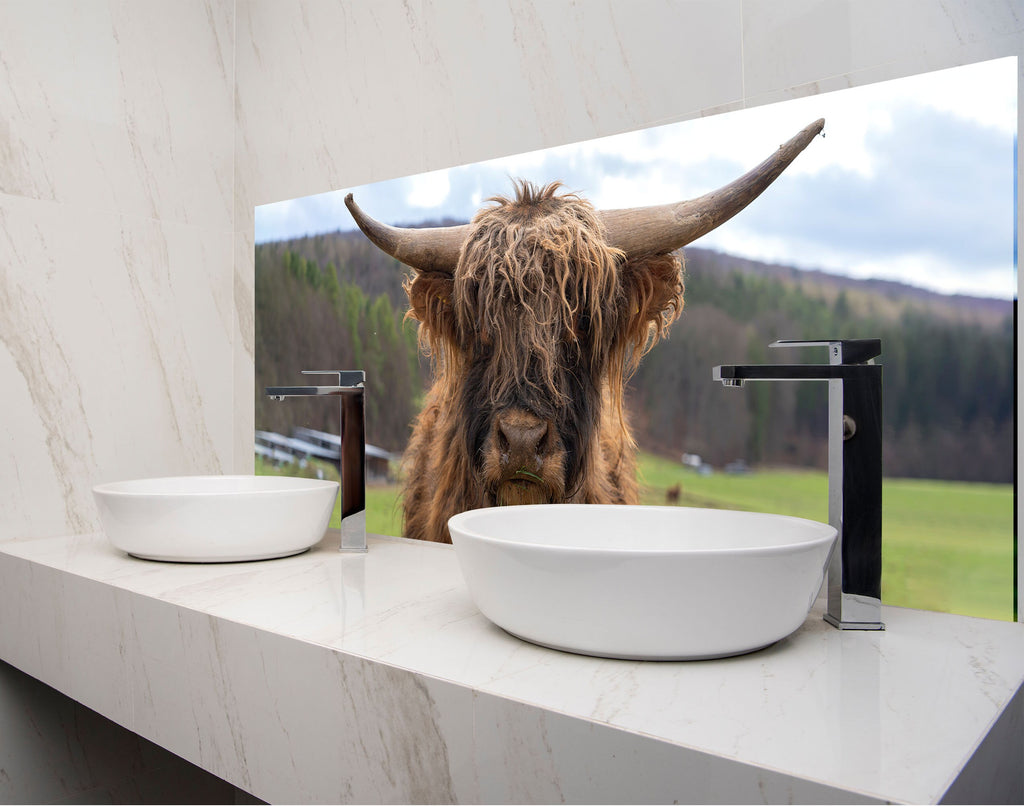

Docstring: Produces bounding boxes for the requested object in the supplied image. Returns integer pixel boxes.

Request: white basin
[448,504,837,660]
[93,475,338,562]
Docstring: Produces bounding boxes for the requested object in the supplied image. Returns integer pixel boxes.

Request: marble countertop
[1,530,1022,803]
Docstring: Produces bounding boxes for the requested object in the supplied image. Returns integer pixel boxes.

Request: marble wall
[0,1,238,800]
[0,0,236,543]
[0,0,1022,800]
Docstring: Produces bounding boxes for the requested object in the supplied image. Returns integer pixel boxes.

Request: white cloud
[405,169,452,208]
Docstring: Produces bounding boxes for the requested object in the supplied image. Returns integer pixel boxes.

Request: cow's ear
[620,253,684,355]
[405,271,458,345]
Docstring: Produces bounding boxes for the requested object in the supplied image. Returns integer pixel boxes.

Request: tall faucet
[265,370,367,553]
[713,339,884,630]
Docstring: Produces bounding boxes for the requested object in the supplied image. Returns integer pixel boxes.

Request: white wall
[0,1,240,800]
[0,0,1021,799]
[0,0,237,543]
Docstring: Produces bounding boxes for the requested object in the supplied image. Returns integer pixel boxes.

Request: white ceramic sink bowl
[448,504,837,660]
[93,475,338,562]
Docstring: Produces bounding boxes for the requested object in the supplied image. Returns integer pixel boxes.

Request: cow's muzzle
[483,408,566,506]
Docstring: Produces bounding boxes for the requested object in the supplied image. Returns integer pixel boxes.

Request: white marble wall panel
[233,228,256,472]
[0,196,234,539]
[235,0,427,213]
[0,0,234,226]
[234,0,745,215]
[742,0,1024,107]
[0,0,236,541]
[235,0,1024,212]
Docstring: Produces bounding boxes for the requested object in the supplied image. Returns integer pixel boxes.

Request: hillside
[255,231,1014,483]
[636,248,1013,481]
[683,247,1012,326]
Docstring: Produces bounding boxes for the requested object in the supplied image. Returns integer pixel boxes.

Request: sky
[256,57,1017,300]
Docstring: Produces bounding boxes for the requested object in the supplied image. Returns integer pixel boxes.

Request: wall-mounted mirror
[255,57,1015,620]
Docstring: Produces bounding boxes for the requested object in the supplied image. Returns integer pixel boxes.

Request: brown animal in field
[346,119,824,543]
[666,483,681,505]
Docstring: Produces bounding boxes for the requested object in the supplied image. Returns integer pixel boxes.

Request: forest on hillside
[255,230,1014,483]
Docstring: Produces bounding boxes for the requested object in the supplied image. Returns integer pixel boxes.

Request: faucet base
[340,510,368,553]
[823,614,886,631]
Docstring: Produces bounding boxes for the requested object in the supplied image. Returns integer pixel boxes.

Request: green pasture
[257,452,1015,622]
[637,452,1015,622]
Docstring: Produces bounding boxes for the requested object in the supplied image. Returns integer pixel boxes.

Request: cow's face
[406,183,683,505]
[343,119,824,514]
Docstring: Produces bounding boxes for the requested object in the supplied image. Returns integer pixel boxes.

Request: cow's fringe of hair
[454,181,624,408]
[403,183,684,405]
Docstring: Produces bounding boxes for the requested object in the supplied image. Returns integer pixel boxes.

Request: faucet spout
[265,370,367,553]
[713,339,884,630]
[713,363,879,385]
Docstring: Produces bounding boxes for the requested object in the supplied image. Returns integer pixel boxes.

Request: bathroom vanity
[0,530,1021,803]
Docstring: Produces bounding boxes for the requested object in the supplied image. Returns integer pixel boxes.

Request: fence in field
[255,427,398,482]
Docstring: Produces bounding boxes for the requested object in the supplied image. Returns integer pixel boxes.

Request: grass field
[258,452,1016,622]
[634,452,1015,622]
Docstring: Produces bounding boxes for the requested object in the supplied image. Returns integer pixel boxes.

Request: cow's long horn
[344,193,467,275]
[600,118,825,257]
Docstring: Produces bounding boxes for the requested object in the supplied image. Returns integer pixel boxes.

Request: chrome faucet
[265,370,367,553]
[713,339,884,630]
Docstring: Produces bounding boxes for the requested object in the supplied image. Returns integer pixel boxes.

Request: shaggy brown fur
[402,182,683,543]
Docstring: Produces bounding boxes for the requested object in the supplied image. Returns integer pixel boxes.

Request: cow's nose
[496,409,549,465]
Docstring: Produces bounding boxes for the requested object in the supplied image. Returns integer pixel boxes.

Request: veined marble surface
[0,0,236,542]
[1,531,1021,803]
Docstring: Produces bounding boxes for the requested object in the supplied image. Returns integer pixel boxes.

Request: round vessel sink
[448,504,837,660]
[93,475,338,562]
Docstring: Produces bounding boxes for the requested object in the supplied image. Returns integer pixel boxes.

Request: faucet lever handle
[770,339,881,365]
[301,370,365,387]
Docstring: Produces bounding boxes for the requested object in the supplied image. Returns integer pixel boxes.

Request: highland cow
[346,119,824,543]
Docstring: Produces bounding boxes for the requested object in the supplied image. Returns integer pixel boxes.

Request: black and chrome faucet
[713,339,884,630]
[265,370,367,553]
